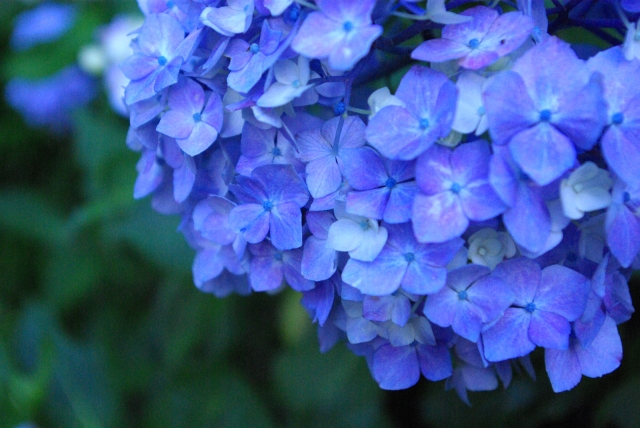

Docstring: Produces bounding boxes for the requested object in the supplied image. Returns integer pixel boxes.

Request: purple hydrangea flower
[545,316,622,392]
[228,164,309,250]
[605,181,640,268]
[411,6,535,70]
[300,210,338,281]
[248,241,314,291]
[342,222,464,296]
[291,0,382,70]
[483,36,607,185]
[588,47,640,190]
[424,264,513,342]
[297,115,366,199]
[121,13,202,104]
[482,258,590,362]
[156,76,223,156]
[412,140,506,243]
[344,148,417,224]
[366,66,457,160]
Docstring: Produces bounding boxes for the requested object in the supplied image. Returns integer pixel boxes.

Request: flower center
[250,43,260,54]
[157,55,168,66]
[292,79,300,88]
[193,112,202,122]
[271,146,282,156]
[404,252,415,263]
[274,252,283,261]
[572,183,584,193]
[343,21,354,32]
[458,290,468,300]
[263,200,273,211]
[359,220,369,230]
[612,112,624,125]
[525,302,536,313]
[478,246,487,256]
[450,182,462,194]
[623,191,631,203]
[419,118,430,129]
[477,106,486,115]
[385,177,397,189]
[539,109,552,122]
[468,38,480,49]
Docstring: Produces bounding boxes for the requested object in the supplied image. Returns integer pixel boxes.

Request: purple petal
[228,203,270,243]
[385,182,417,224]
[301,236,338,281]
[341,246,406,296]
[249,254,284,291]
[373,344,420,390]
[291,12,344,59]
[306,155,342,199]
[411,38,471,63]
[482,307,535,361]
[529,310,570,349]
[605,201,640,268]
[283,249,315,291]
[415,144,452,195]
[545,347,581,392]
[270,201,303,250]
[412,192,469,243]
[467,274,514,322]
[536,265,590,321]
[176,121,218,156]
[483,71,538,145]
[401,263,447,295]
[492,257,541,306]
[502,184,551,253]
[346,188,389,220]
[328,24,382,71]
[576,316,622,378]
[417,343,453,381]
[341,147,387,190]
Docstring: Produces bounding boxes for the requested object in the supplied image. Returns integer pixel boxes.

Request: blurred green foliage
[0,1,639,428]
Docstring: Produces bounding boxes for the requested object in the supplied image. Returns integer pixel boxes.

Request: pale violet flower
[560,162,613,220]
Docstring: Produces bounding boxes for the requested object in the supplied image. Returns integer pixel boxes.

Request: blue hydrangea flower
[10,3,77,51]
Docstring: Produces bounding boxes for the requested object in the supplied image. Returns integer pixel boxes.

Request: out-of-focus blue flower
[5,65,96,131]
[10,3,77,51]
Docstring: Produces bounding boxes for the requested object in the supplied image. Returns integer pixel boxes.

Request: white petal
[349,225,388,261]
[326,219,364,252]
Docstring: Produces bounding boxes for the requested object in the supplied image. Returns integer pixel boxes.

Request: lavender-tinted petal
[366,106,431,160]
[417,343,453,381]
[252,164,309,206]
[291,12,344,58]
[545,347,581,392]
[177,121,217,156]
[157,109,194,139]
[120,54,159,80]
[461,181,506,222]
[605,201,640,268]
[576,316,622,378]
[411,38,471,63]
[329,24,382,70]
[502,184,551,253]
[193,247,225,285]
[441,6,497,43]
[468,275,514,322]
[346,188,389,220]
[346,316,378,343]
[601,126,640,188]
[283,249,315,291]
[401,263,447,295]
[373,344,420,390]
[340,147,387,190]
[306,211,335,240]
[415,237,465,268]
[306,155,342,199]
[173,155,196,202]
[229,203,270,243]
[322,115,366,150]
[301,236,338,281]
[412,192,469,243]
[270,201,303,250]
[492,257,541,306]
[301,274,337,326]
[153,56,182,93]
[415,144,452,195]
[536,265,590,321]
[452,302,485,342]
[342,246,406,296]
[481,11,534,57]
[385,182,417,224]
[529,310,570,350]
[362,295,394,322]
[483,71,538,145]
[509,122,576,186]
[249,255,284,291]
[482,308,535,361]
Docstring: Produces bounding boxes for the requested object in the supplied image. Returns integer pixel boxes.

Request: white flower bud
[560,162,613,220]
[467,228,516,270]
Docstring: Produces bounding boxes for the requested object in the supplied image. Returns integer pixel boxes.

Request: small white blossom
[560,162,613,220]
[467,228,516,270]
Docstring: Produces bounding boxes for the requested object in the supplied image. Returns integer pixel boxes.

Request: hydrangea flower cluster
[122,0,639,401]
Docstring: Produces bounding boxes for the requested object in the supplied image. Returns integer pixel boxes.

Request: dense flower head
[121,0,639,401]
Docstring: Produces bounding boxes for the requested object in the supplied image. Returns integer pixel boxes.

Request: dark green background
[1,1,639,427]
